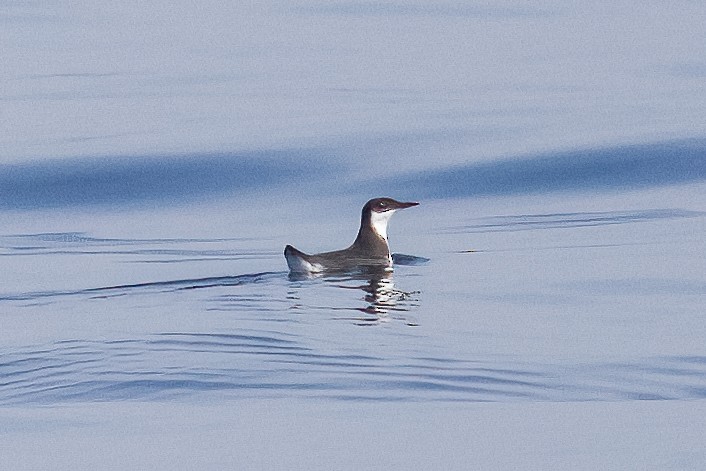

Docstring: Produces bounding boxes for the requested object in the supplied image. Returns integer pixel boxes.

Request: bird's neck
[352,210,391,258]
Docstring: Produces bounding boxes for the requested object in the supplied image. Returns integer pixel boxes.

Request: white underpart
[285,251,324,273]
[370,209,396,240]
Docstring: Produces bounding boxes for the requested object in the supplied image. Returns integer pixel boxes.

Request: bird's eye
[378,201,386,207]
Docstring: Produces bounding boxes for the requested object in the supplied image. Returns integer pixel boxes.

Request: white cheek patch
[370,209,396,240]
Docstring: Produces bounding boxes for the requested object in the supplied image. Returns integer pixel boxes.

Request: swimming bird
[284,197,419,274]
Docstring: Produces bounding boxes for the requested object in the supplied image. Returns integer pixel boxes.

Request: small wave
[0,232,265,262]
[300,3,555,19]
[1,232,249,246]
[0,272,284,302]
[444,209,704,234]
[2,335,706,404]
[392,253,430,265]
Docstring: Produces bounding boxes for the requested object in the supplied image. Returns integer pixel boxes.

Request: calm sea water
[2,193,705,405]
[2,0,706,469]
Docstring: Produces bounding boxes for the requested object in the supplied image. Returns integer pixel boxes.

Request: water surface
[2,0,706,469]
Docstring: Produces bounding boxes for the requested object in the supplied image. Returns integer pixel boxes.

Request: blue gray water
[2,1,706,467]
[2,198,705,405]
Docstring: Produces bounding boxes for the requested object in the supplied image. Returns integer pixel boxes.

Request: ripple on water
[2,334,706,405]
[443,209,705,234]
[1,225,704,405]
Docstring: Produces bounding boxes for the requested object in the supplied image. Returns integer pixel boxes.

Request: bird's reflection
[287,265,420,326]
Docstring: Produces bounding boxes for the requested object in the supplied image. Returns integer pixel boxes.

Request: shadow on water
[2,139,704,211]
[0,149,338,210]
[364,139,706,198]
